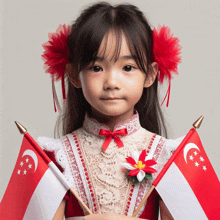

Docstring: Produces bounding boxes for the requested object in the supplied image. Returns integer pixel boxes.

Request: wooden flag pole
[15,121,93,215]
[69,187,92,214]
[132,115,204,217]
[132,185,155,217]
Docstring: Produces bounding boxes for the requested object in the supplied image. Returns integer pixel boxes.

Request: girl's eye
[123,65,136,72]
[89,66,103,72]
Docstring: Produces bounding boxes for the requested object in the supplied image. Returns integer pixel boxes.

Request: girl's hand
[83,214,147,220]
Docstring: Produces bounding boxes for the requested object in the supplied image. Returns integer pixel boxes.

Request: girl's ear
[144,62,158,88]
[65,63,82,88]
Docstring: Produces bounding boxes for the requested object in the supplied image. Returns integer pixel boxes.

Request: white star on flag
[20,161,24,167]
[200,156,204,162]
[203,166,207,171]
[189,155,194,160]
[28,164,32,169]
[17,170,21,175]
[26,158,29,163]
[194,151,198,156]
[23,170,27,175]
[195,161,199,167]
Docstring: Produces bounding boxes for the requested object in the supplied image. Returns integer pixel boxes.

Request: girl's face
[75,31,156,122]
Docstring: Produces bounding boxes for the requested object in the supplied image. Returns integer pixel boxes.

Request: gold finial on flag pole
[193,115,204,129]
[15,121,27,134]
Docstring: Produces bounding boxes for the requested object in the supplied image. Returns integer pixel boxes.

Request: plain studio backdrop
[0,0,220,216]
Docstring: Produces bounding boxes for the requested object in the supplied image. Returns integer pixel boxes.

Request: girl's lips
[101,97,122,100]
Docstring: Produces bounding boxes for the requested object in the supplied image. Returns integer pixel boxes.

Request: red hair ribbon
[153,25,182,107]
[99,128,128,151]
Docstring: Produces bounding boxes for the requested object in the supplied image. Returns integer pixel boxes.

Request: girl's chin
[90,107,134,120]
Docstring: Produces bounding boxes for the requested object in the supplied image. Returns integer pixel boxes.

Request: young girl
[38,2,183,219]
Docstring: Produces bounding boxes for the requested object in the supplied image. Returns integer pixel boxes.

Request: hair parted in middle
[55,2,167,138]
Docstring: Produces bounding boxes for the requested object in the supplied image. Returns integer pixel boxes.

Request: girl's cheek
[123,71,131,76]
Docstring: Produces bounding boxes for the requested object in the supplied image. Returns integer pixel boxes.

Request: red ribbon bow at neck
[99,128,128,151]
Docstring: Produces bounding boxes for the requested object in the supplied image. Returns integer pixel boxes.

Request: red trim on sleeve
[43,150,64,172]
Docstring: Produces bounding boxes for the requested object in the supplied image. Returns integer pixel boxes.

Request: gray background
[0,0,220,214]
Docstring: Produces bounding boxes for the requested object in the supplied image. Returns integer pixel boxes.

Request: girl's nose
[103,70,121,90]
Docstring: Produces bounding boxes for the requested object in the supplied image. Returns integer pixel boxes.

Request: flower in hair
[122,149,157,183]
[153,25,182,106]
[42,24,71,81]
[42,24,71,112]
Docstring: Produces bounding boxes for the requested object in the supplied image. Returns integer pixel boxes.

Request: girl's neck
[89,108,135,131]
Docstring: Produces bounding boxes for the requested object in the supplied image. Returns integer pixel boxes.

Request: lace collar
[83,111,141,136]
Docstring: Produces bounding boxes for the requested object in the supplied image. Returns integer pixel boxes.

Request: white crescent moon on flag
[22,150,38,172]
[183,143,200,163]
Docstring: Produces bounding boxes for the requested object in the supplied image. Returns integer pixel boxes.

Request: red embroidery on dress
[70,132,99,213]
[153,137,166,161]
[62,134,89,209]
[124,183,135,215]
[129,133,157,216]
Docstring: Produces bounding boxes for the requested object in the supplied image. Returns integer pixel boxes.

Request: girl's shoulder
[37,136,63,152]
[150,133,185,175]
[162,135,185,154]
[36,130,79,152]
[36,134,72,172]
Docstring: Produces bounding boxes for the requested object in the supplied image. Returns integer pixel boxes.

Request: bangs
[83,26,150,75]
[69,3,152,75]
[92,28,122,63]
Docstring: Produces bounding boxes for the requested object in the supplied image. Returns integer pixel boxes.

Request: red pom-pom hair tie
[153,25,182,107]
[42,24,71,112]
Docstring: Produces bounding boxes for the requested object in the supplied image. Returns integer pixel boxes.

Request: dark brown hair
[55,2,167,138]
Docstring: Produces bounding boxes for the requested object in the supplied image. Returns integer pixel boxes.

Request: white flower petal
[145,155,152,161]
[132,151,139,163]
[137,170,145,182]
[122,163,135,170]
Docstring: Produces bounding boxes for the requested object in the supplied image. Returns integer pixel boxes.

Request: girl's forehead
[97,30,132,61]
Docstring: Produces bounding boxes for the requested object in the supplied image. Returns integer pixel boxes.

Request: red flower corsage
[122,149,157,183]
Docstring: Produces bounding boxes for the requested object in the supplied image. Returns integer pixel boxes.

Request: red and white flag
[153,128,220,219]
[0,133,71,220]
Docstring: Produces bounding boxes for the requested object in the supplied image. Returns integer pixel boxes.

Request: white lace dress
[37,112,183,220]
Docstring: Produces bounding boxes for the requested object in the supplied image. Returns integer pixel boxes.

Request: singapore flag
[0,133,70,220]
[153,128,220,220]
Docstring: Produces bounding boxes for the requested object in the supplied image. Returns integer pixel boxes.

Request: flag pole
[15,121,93,215]
[132,115,204,217]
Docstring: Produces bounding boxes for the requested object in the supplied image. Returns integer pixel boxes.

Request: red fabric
[43,150,64,173]
[64,190,84,217]
[139,189,160,219]
[99,128,128,150]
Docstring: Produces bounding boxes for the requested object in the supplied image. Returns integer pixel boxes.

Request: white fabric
[156,163,208,220]
[23,167,67,220]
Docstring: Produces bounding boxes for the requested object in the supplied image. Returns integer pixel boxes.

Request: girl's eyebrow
[94,55,136,62]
